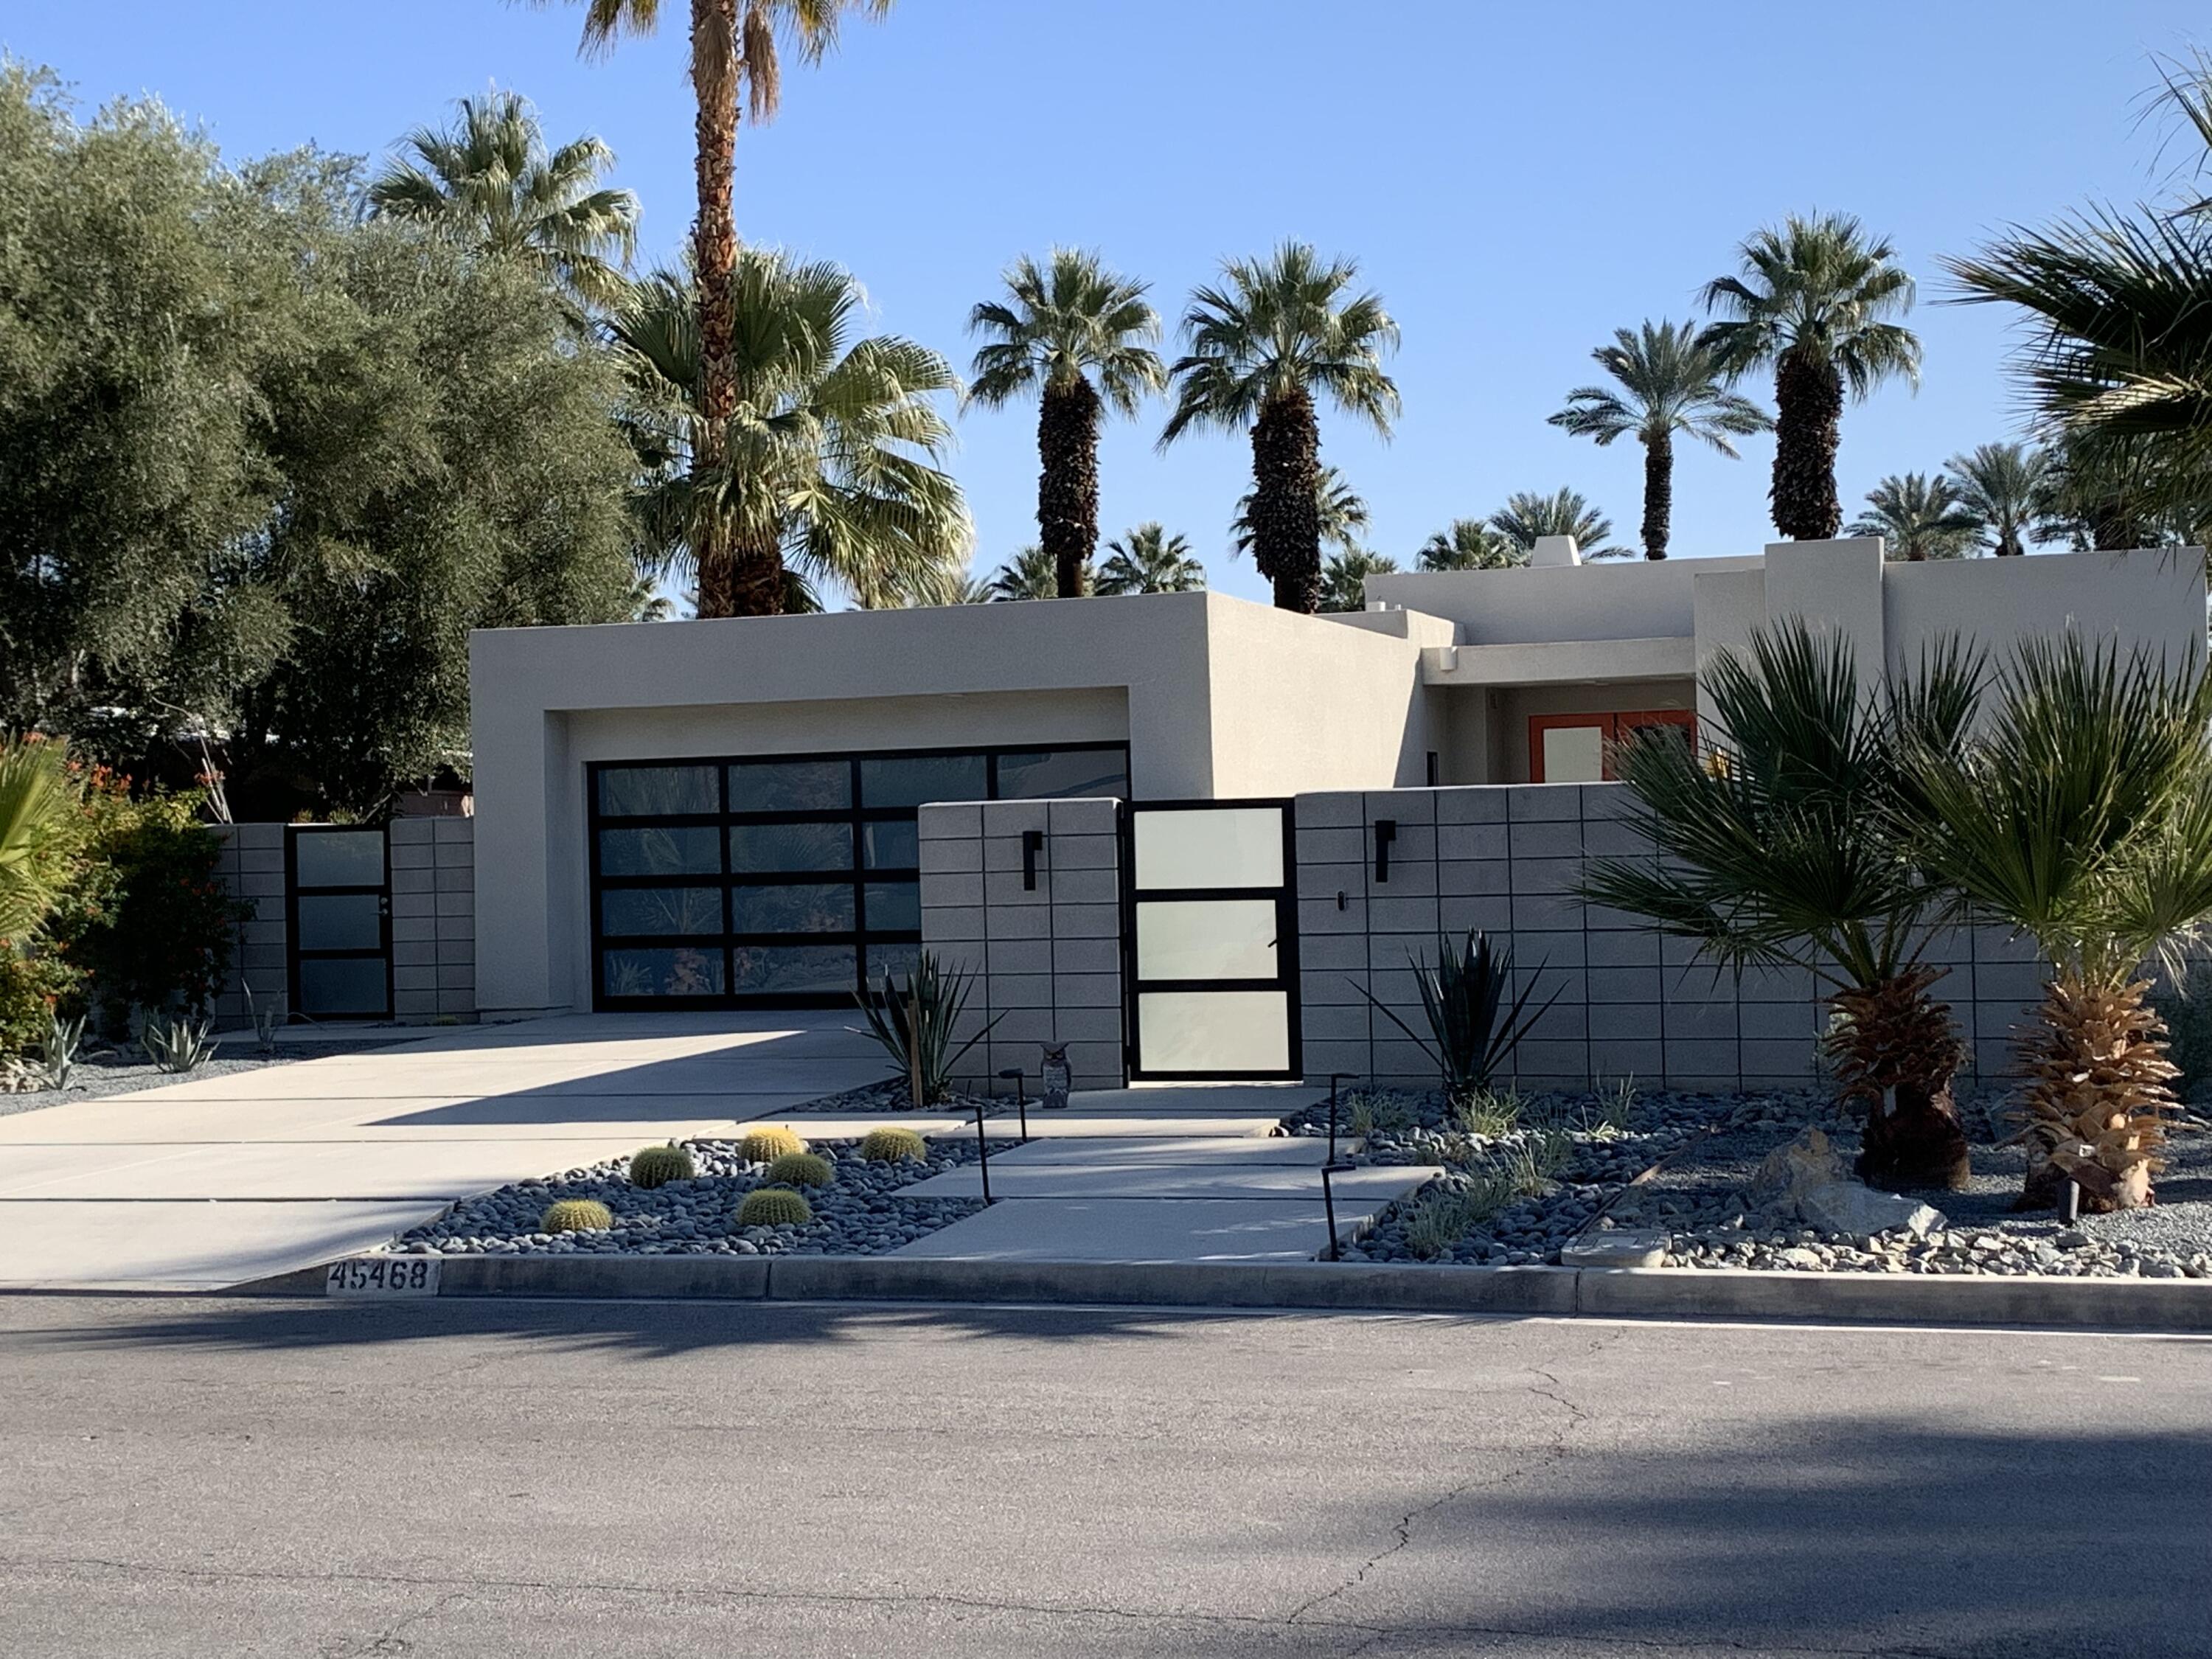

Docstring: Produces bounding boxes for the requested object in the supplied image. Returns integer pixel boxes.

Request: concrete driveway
[0,1014,887,1291]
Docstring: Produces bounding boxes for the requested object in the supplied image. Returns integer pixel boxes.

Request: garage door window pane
[601,886,723,937]
[603,947,726,998]
[730,883,855,933]
[866,942,921,984]
[863,880,920,931]
[293,831,384,888]
[730,821,853,874]
[731,944,857,995]
[728,760,850,813]
[861,820,918,869]
[996,748,1128,800]
[599,826,722,877]
[859,754,987,809]
[599,765,718,816]
[299,957,389,1017]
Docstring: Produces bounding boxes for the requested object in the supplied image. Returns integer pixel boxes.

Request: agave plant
[1899,636,2212,1210]
[852,950,1002,1108]
[1579,620,1985,1191]
[1355,930,1557,1102]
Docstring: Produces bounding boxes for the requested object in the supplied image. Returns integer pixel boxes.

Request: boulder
[1795,1180,1945,1244]
[1562,1229,1668,1269]
[1745,1127,1847,1212]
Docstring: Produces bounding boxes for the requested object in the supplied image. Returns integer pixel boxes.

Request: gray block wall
[211,824,287,1027]
[919,797,1125,1095]
[390,817,478,1021]
[1297,783,2045,1096]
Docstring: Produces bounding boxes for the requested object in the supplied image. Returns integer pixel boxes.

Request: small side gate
[286,825,392,1020]
[1123,801,1301,1081]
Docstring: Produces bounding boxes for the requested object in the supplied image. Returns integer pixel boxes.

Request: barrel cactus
[628,1142,695,1189]
[765,1150,833,1189]
[541,1198,614,1234]
[861,1126,928,1164]
[737,1125,808,1164]
[737,1186,813,1228]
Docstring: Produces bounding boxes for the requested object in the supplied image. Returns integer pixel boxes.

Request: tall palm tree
[1232,464,1368,561]
[1700,214,1921,541]
[367,90,639,309]
[1943,442,2053,557]
[1161,243,1399,613]
[1547,320,1773,559]
[609,253,969,613]
[1488,488,1630,559]
[1581,621,1983,1191]
[1419,518,1524,571]
[566,0,895,615]
[986,545,1061,601]
[1848,473,1983,560]
[1319,549,1399,613]
[1096,524,1205,594]
[967,250,1166,599]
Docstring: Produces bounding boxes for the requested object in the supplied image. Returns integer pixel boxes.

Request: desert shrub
[737,1126,807,1164]
[1452,1087,1525,1137]
[1356,929,1557,1102]
[542,1198,614,1233]
[0,947,85,1058]
[142,1013,219,1073]
[855,950,998,1107]
[1402,1175,1515,1260]
[861,1126,927,1163]
[737,1187,813,1228]
[765,1151,832,1189]
[628,1142,695,1189]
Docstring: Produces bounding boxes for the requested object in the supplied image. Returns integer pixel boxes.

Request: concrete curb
[240,1253,2212,1332]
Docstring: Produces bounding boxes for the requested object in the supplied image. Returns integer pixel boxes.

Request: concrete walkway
[0,1014,885,1291]
[891,1086,1439,1264]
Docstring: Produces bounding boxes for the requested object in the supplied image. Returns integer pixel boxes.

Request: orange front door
[1528,709,1694,783]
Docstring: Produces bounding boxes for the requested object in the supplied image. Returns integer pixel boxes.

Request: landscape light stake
[1321,1159,1355,1262]
[974,1102,993,1203]
[998,1066,1029,1143]
[1327,1074,1351,1166]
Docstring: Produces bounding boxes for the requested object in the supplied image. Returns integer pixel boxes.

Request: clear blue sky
[9,1,2209,601]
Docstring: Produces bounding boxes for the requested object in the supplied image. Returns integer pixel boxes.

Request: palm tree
[609,253,969,613]
[1319,549,1399,613]
[1096,524,1205,595]
[967,250,1166,599]
[1943,442,2053,557]
[1901,638,2212,1210]
[1232,464,1368,561]
[1548,321,1773,560]
[0,736,83,946]
[1848,473,1983,561]
[1700,214,1921,541]
[1161,243,1399,613]
[1419,518,1524,571]
[566,0,895,616]
[367,90,639,309]
[986,545,1061,601]
[1488,488,1631,559]
[1580,621,1983,1191]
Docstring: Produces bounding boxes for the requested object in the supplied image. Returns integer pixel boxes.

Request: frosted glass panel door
[1127,802,1298,1080]
[287,827,391,1019]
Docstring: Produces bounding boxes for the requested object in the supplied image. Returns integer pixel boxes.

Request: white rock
[1562,1230,1668,1269]
[1795,1180,1946,1243]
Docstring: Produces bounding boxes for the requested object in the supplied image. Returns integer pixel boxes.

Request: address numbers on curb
[325,1257,441,1297]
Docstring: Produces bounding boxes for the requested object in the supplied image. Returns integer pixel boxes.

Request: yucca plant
[142,1014,220,1075]
[37,1009,83,1092]
[1355,930,1557,1102]
[1579,619,1984,1190]
[1898,636,2212,1210]
[852,951,1001,1108]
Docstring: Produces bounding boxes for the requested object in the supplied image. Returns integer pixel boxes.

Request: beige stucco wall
[1366,557,1763,644]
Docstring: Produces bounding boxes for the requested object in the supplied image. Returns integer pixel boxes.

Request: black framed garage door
[588,742,1129,1010]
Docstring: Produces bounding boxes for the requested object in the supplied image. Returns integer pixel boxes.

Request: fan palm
[1943,442,2054,557]
[1899,638,2212,1210]
[1579,620,1984,1190]
[1233,465,1368,562]
[1096,524,1205,595]
[1700,215,1921,541]
[1319,548,1399,613]
[1848,473,1984,561]
[986,545,1061,601]
[1161,243,1399,613]
[367,91,639,310]
[564,0,895,615]
[1488,489,1631,560]
[0,736,84,946]
[967,249,1165,599]
[608,255,970,613]
[1419,518,1525,571]
[1548,321,1773,559]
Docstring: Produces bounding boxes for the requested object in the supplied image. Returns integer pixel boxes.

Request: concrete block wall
[919,797,1125,1095]
[212,824,288,1026]
[1297,783,2046,1095]
[390,817,478,1021]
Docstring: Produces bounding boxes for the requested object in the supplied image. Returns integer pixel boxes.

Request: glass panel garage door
[590,743,1128,1009]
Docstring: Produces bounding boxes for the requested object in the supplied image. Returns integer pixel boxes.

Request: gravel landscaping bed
[796,1081,1010,1116]
[0,1037,413,1119]
[392,1133,988,1258]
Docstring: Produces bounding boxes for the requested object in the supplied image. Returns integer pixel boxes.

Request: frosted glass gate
[1124,801,1301,1080]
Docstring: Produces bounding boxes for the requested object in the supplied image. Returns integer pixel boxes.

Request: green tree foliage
[1418,519,1524,571]
[1233,464,1368,563]
[1848,473,1983,561]
[1943,442,2054,557]
[1489,489,1630,559]
[1096,524,1204,594]
[0,67,642,816]
[986,545,1064,600]
[1319,549,1399,613]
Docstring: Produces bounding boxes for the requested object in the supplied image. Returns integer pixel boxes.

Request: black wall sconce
[1373,818,1397,883]
[1020,829,1045,891]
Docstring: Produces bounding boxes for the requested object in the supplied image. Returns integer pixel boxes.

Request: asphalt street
[0,1295,2205,1658]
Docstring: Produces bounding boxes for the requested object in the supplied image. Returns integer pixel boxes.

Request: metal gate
[1123,801,1301,1081]
[286,826,392,1020]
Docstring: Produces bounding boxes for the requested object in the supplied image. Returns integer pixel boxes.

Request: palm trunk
[1825,966,1972,1191]
[1641,428,1673,560]
[2014,975,2176,1211]
[1251,391,1321,613]
[1037,378,1100,598]
[1771,346,1844,541]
